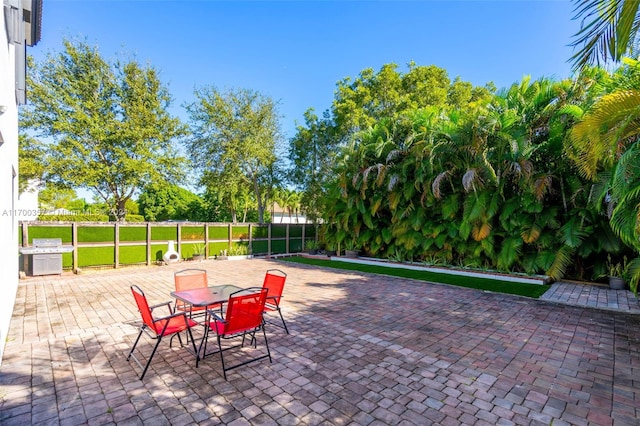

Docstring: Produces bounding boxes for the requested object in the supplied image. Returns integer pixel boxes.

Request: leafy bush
[38,214,109,222]
[124,214,145,222]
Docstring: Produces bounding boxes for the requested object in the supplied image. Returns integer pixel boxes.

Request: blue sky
[32,0,580,140]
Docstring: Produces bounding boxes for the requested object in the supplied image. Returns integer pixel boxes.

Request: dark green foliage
[316,74,633,282]
[21,38,188,222]
[138,184,205,222]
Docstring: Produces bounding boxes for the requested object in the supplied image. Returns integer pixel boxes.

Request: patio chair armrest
[149,301,173,311]
[206,309,225,323]
[153,310,191,324]
[266,295,281,306]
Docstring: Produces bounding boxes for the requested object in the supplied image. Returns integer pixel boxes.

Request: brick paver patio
[0,258,639,425]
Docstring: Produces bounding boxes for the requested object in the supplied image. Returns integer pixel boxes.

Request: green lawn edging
[281,255,549,298]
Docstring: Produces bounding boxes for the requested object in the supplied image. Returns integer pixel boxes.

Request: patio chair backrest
[223,288,268,335]
[175,269,208,291]
[131,285,155,329]
[262,269,287,302]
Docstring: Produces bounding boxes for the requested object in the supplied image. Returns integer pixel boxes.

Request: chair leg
[277,308,289,334]
[139,337,163,380]
[218,335,228,380]
[196,325,210,368]
[186,327,198,360]
[262,325,272,363]
[127,328,145,361]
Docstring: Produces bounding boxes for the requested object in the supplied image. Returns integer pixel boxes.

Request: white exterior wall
[0,4,19,364]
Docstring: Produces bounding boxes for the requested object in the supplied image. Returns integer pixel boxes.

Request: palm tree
[567,61,640,292]
[570,0,640,70]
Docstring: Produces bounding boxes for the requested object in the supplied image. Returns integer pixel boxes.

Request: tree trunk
[115,198,127,222]
[254,179,265,223]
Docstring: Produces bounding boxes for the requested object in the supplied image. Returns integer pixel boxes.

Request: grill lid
[33,238,63,248]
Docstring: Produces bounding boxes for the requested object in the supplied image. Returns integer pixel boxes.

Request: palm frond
[546,245,575,280]
[569,0,640,70]
[471,222,492,241]
[432,171,450,199]
[497,237,523,271]
[569,90,640,179]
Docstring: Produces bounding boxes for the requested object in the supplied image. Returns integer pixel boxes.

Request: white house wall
[0,3,20,364]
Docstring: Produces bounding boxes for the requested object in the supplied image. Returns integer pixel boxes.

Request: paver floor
[0,258,639,425]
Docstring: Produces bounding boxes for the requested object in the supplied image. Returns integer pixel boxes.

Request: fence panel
[19,221,316,272]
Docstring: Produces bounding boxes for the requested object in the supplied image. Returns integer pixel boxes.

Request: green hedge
[124,214,145,222]
[38,214,109,222]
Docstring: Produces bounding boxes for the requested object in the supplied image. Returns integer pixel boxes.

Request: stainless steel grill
[20,238,74,276]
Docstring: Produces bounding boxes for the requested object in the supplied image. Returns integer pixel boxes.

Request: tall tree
[288,109,338,223]
[20,38,187,221]
[185,86,282,223]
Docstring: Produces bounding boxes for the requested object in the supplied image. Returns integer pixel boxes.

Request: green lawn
[281,256,550,298]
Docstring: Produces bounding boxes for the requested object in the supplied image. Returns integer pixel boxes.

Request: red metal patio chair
[174,269,220,317]
[127,285,198,380]
[196,287,271,379]
[262,269,289,334]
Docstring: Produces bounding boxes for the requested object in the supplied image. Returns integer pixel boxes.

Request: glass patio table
[171,284,244,312]
[170,284,246,359]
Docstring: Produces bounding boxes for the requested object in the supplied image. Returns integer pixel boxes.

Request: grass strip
[281,256,549,298]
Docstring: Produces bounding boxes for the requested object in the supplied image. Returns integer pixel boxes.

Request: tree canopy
[137,183,205,222]
[184,86,283,223]
[20,38,188,221]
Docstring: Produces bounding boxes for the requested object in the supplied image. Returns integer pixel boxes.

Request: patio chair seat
[153,316,198,336]
[127,285,198,380]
